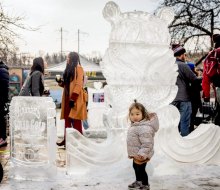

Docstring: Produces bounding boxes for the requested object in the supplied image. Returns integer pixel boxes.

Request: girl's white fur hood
[131,113,159,132]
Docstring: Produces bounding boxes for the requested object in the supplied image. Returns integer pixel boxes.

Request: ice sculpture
[9,97,57,180]
[101,1,177,117]
[83,82,107,138]
[66,1,220,174]
[87,82,105,129]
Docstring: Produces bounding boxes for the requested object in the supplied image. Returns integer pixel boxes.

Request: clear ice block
[9,96,57,181]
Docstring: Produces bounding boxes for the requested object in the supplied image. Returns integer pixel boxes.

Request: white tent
[46,55,101,73]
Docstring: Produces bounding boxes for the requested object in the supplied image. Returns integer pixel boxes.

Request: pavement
[1,142,220,190]
[1,117,220,190]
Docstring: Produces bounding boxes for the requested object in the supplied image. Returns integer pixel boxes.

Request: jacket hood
[131,113,159,132]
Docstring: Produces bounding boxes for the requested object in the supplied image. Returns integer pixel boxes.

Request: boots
[128,181,142,189]
[56,139,65,146]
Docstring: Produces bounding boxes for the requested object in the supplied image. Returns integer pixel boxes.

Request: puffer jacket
[127,113,159,162]
[19,70,44,96]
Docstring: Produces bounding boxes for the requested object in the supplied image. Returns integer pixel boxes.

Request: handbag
[19,74,32,96]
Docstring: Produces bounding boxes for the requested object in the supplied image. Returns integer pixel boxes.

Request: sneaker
[0,139,7,148]
[128,181,142,189]
[139,185,150,190]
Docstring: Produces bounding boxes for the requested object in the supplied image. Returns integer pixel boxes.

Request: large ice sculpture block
[100,1,178,117]
[65,1,220,177]
[65,1,178,175]
[9,96,57,180]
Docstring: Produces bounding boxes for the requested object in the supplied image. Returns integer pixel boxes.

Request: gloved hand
[55,77,62,83]
[43,89,50,96]
[69,100,75,108]
[204,97,210,102]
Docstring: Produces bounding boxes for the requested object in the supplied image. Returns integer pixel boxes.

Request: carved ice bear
[100,1,178,114]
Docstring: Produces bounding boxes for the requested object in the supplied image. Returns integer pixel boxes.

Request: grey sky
[3,0,161,56]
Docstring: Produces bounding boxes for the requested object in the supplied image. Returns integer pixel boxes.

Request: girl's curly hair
[129,99,150,121]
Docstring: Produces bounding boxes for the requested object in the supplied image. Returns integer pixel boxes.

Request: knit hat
[171,44,186,57]
[212,34,220,43]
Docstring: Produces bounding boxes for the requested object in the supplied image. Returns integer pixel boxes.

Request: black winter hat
[171,44,186,57]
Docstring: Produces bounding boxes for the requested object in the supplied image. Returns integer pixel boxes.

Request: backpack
[204,49,220,87]
[18,73,32,96]
[18,71,42,96]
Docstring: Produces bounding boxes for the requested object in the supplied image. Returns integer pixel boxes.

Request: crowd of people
[171,34,220,137]
[1,34,220,188]
[0,51,88,148]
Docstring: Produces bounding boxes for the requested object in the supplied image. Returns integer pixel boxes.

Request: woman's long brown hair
[63,52,80,85]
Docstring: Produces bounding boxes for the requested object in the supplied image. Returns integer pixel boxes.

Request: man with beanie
[171,44,198,136]
[0,60,9,147]
[202,34,220,125]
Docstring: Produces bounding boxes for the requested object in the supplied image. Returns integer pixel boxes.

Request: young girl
[127,100,159,190]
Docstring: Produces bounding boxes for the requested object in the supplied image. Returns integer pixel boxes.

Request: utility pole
[77,29,89,55]
[78,29,80,54]
[60,27,63,59]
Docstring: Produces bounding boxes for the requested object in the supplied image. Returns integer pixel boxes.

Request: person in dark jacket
[171,44,198,136]
[0,60,9,147]
[19,57,45,96]
[187,62,202,132]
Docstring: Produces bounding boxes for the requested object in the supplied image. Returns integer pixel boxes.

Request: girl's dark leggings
[133,160,149,185]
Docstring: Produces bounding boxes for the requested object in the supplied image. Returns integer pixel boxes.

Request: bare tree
[0,2,37,62]
[160,0,220,51]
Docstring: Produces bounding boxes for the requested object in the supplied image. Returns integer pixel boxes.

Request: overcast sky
[3,0,162,56]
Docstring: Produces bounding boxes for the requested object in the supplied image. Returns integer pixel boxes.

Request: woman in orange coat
[56,52,87,146]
